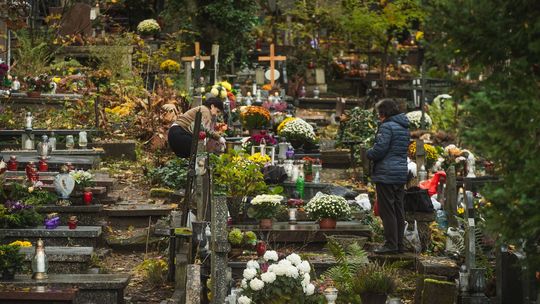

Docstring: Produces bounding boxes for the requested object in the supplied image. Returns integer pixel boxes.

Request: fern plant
[323,239,368,303]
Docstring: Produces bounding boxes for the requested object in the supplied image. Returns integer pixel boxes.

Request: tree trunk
[380,36,392,98]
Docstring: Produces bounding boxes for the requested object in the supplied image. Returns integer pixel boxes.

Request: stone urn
[54,166,75,199]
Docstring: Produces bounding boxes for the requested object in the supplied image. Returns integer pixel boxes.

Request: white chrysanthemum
[286,253,302,266]
[297,261,311,274]
[304,283,315,296]
[246,260,260,270]
[263,250,279,262]
[286,265,299,278]
[272,264,287,276]
[243,268,257,280]
[238,295,252,304]
[302,273,311,287]
[251,194,284,205]
[241,278,248,289]
[261,271,277,283]
[249,278,265,291]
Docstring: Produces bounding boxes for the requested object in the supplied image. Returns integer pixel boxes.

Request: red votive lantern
[83,187,93,205]
[256,241,267,257]
[38,157,48,172]
[7,156,18,171]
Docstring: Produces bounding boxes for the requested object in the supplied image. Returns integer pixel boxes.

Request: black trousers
[376,183,406,250]
[168,125,192,158]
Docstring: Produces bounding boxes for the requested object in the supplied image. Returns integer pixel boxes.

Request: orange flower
[261,84,272,91]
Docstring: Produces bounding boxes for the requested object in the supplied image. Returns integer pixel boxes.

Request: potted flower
[238,251,321,303]
[239,106,271,135]
[405,110,433,130]
[213,152,267,223]
[0,241,30,279]
[353,263,397,304]
[277,118,317,150]
[249,194,284,229]
[0,201,43,228]
[305,193,352,229]
[228,229,257,258]
[137,19,161,39]
[69,170,94,190]
[23,74,54,97]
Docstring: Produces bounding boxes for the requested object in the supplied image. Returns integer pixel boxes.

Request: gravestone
[185,264,201,304]
[421,278,458,304]
[445,166,458,227]
[56,3,92,37]
[210,196,230,303]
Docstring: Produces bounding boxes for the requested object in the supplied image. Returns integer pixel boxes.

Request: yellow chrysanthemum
[248,153,271,165]
[9,240,32,247]
[277,117,297,133]
[160,59,181,73]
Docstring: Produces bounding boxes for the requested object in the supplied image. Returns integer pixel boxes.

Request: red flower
[199,131,206,140]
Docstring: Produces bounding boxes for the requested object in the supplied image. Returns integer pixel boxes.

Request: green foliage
[0,205,43,229]
[136,257,168,286]
[244,231,257,244]
[426,0,540,267]
[429,96,459,132]
[12,29,56,77]
[6,180,55,206]
[323,239,368,303]
[338,107,378,163]
[0,244,25,273]
[147,158,189,190]
[89,34,136,80]
[352,262,397,295]
[228,228,244,246]
[161,0,258,67]
[212,151,267,198]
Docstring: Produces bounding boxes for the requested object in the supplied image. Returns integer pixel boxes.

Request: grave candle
[31,239,48,280]
[25,112,33,131]
[7,155,18,171]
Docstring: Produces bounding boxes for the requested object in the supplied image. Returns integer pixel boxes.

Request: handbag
[404,186,434,213]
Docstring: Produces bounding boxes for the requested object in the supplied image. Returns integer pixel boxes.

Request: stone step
[20,246,94,274]
[0,151,102,170]
[105,203,175,228]
[35,204,106,226]
[0,226,102,247]
[231,221,372,249]
[4,172,116,190]
[0,274,130,304]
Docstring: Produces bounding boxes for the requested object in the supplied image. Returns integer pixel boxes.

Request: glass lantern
[65,135,75,149]
[31,239,48,280]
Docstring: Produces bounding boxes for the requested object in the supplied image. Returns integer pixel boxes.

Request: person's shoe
[374,246,398,254]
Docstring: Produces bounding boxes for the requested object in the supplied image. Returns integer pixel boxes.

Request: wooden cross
[182,42,211,89]
[258,44,286,88]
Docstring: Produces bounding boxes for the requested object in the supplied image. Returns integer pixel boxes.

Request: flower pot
[26,91,41,98]
[360,292,387,304]
[229,247,244,259]
[319,218,337,229]
[259,218,273,229]
[226,196,244,224]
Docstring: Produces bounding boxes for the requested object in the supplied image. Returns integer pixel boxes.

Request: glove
[218,137,226,146]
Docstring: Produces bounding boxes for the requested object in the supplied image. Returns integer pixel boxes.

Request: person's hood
[385,113,409,128]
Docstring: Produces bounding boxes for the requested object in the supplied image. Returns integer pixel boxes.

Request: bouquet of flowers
[277,117,297,134]
[242,131,277,152]
[159,59,180,73]
[69,170,94,188]
[238,251,319,304]
[305,193,351,220]
[408,141,440,169]
[247,153,271,166]
[137,19,161,35]
[24,74,54,92]
[278,118,317,144]
[240,106,271,130]
[249,194,284,220]
[406,110,432,130]
[228,228,257,248]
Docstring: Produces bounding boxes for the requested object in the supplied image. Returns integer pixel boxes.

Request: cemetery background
[0,0,538,304]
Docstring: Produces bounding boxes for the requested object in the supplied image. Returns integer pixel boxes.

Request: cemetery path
[103,251,174,304]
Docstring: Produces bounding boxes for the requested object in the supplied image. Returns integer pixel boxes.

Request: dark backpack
[404,186,434,213]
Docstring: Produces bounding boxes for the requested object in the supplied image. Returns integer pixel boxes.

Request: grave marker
[258,44,286,88]
[182,42,211,92]
[210,196,230,303]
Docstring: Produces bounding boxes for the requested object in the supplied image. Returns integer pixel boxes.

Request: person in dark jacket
[367,99,410,254]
